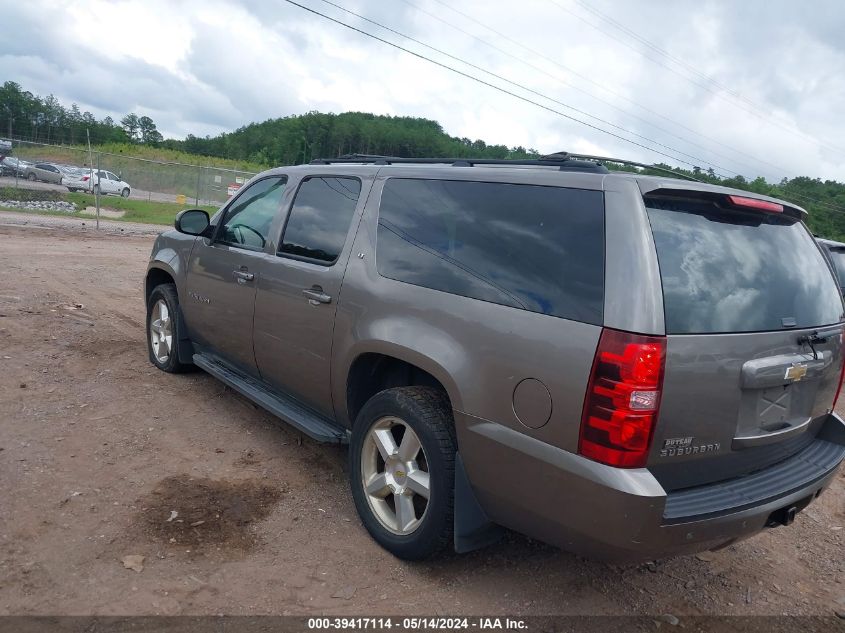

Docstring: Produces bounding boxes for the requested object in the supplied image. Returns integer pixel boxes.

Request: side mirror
[175,209,211,237]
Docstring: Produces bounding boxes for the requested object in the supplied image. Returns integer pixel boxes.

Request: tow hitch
[767,505,798,527]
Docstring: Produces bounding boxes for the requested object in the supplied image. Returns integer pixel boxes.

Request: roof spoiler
[637,179,808,221]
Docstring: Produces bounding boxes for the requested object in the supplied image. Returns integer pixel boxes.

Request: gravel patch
[0,209,164,236]
[0,199,77,212]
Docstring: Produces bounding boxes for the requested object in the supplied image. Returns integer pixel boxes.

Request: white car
[63,168,131,198]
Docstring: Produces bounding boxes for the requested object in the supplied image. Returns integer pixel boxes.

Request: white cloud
[1,0,844,181]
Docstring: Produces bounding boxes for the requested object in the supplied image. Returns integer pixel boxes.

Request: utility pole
[195,165,201,206]
[96,152,101,230]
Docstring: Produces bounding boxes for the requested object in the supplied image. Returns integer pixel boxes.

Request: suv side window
[278,177,361,265]
[217,176,287,251]
[376,178,605,324]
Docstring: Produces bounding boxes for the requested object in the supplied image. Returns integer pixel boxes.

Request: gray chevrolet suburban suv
[144,154,845,562]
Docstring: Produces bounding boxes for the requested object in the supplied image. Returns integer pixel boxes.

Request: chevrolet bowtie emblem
[785,363,808,382]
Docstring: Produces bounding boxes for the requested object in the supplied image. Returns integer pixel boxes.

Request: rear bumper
[458,412,845,563]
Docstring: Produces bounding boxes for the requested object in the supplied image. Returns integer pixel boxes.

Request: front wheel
[27,173,36,181]
[349,386,456,560]
[121,187,130,198]
[146,283,192,373]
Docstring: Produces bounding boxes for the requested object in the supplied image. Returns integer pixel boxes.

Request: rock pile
[0,200,77,213]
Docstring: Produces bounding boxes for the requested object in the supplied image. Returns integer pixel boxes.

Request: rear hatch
[643,192,845,490]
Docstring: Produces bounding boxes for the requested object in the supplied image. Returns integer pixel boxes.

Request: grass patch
[0,186,66,202]
[0,186,217,225]
[66,192,217,225]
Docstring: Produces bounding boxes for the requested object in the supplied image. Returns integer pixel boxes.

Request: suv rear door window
[279,177,362,265]
[376,178,605,324]
[646,197,844,334]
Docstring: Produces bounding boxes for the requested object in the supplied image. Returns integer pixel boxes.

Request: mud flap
[454,452,504,553]
[176,306,194,364]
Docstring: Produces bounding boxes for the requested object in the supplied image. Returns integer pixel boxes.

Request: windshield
[646,197,844,334]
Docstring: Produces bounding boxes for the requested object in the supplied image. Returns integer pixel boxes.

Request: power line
[547,0,845,159]
[418,0,793,179]
[316,0,737,177]
[280,0,729,172]
[284,1,845,217]
[571,0,764,111]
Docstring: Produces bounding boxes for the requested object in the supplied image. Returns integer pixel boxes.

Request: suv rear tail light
[81,175,89,182]
[727,195,783,213]
[579,328,666,468]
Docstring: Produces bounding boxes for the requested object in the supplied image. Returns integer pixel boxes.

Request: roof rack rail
[310,151,701,182]
[540,152,702,182]
[310,152,609,173]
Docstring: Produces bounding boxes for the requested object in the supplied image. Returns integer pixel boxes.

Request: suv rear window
[824,246,845,288]
[646,197,844,334]
[376,178,605,324]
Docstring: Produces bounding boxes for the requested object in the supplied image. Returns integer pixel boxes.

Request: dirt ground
[0,212,843,618]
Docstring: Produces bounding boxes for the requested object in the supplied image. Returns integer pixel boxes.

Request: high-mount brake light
[728,195,783,213]
[579,328,666,468]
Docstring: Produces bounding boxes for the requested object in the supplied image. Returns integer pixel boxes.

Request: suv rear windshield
[646,197,844,334]
[376,178,605,324]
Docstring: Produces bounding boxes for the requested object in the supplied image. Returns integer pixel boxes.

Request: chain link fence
[0,139,258,207]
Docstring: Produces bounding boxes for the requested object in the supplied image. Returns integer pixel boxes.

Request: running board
[193,352,349,444]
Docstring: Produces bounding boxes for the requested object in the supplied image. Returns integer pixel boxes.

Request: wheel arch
[144,262,177,305]
[341,345,464,429]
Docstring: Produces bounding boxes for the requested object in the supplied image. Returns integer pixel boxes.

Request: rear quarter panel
[331,173,602,455]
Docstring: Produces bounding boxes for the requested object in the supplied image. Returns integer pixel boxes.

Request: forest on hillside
[3,80,845,240]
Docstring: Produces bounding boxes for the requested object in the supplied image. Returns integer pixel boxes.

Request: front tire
[27,173,36,181]
[146,283,191,373]
[121,187,130,198]
[349,386,456,560]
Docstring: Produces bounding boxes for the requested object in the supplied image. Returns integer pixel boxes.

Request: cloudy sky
[2,0,844,181]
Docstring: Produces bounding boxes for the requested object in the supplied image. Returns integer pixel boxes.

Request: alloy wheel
[361,416,431,535]
[149,299,173,363]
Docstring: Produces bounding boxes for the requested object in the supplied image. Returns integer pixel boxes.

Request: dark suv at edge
[144,155,845,561]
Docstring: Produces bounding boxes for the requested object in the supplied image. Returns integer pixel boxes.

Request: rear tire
[93,184,100,196]
[349,386,456,560]
[27,173,36,181]
[146,283,192,373]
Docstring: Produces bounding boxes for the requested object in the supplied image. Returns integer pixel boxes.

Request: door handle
[233,270,255,284]
[302,288,332,305]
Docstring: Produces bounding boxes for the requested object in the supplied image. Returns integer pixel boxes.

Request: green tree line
[3,80,845,239]
[0,81,163,146]
[161,111,539,164]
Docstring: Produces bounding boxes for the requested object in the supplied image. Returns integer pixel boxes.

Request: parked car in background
[817,237,845,295]
[23,162,64,184]
[144,153,845,562]
[63,168,131,197]
[0,138,12,154]
[0,156,29,177]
